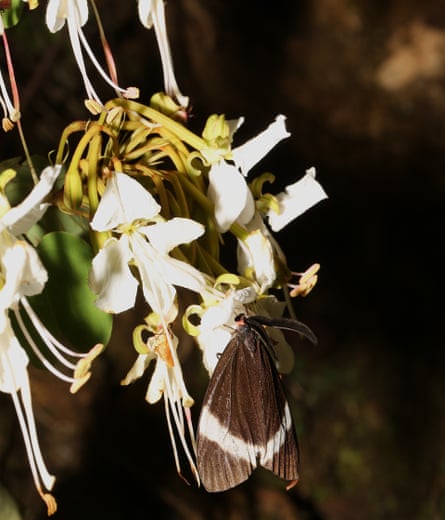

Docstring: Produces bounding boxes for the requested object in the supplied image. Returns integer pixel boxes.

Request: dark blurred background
[0,1,444,519]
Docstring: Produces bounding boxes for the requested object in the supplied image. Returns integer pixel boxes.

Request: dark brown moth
[196,314,317,492]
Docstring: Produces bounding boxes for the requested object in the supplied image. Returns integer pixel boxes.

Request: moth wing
[256,356,299,482]
[197,333,257,492]
[197,326,299,491]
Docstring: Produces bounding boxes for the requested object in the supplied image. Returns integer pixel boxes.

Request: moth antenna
[248,315,317,345]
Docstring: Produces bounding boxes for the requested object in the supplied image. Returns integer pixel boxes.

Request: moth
[196,313,317,492]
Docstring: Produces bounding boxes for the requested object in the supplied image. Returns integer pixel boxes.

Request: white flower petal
[89,236,138,313]
[91,172,161,231]
[17,244,48,297]
[232,114,290,176]
[152,0,189,107]
[121,353,153,386]
[140,217,204,255]
[0,58,15,118]
[0,242,47,315]
[200,289,252,333]
[139,255,205,318]
[138,0,188,107]
[200,328,232,375]
[207,162,251,232]
[46,0,88,33]
[197,289,256,375]
[146,358,166,404]
[159,256,207,295]
[130,234,177,317]
[13,361,57,493]
[236,188,256,226]
[0,320,57,497]
[233,286,258,305]
[2,165,61,236]
[237,229,276,293]
[267,167,328,232]
[137,0,155,28]
[45,0,67,32]
[0,243,27,314]
[0,322,29,393]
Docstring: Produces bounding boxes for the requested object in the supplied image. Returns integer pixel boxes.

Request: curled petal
[91,172,161,231]
[138,0,156,29]
[46,0,89,33]
[89,236,138,313]
[267,167,328,232]
[232,115,290,176]
[2,165,61,236]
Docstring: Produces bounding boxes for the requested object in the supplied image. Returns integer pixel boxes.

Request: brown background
[0,1,443,519]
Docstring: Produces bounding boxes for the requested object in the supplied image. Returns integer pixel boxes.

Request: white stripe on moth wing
[260,401,294,467]
[199,402,293,467]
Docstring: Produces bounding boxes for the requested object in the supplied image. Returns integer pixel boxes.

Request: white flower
[196,287,257,374]
[207,115,290,232]
[137,0,188,108]
[121,330,192,406]
[0,165,100,515]
[0,319,57,515]
[267,167,328,232]
[1,165,61,235]
[45,0,137,105]
[193,288,296,378]
[121,328,199,483]
[89,172,207,319]
[233,167,327,291]
[231,115,290,175]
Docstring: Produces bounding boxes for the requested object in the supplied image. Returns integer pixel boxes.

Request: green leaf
[1,0,24,29]
[30,232,112,351]
[0,484,21,520]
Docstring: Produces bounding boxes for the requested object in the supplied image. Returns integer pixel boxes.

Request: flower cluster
[0,165,102,514]
[0,0,327,515]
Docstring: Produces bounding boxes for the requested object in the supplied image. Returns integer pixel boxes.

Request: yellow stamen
[41,492,58,516]
[70,343,104,393]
